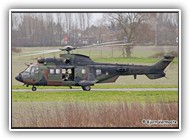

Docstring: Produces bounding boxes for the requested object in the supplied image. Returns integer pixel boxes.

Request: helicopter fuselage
[15,53,174,91]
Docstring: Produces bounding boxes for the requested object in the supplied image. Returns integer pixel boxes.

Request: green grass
[12,90,178,103]
[12,84,178,90]
[93,57,178,64]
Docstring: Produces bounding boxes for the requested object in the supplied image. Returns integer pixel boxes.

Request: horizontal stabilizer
[146,73,165,79]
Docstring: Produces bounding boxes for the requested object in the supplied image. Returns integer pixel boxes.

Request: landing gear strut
[32,86,37,91]
[82,85,91,91]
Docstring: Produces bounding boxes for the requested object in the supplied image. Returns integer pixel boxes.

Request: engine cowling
[37,58,45,64]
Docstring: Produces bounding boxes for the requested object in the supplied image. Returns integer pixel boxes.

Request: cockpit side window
[34,67,39,73]
[31,67,35,74]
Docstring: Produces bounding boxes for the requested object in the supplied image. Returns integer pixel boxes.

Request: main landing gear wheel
[82,86,91,91]
[32,86,37,91]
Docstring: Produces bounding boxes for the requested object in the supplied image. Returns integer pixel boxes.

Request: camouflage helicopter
[15,44,175,91]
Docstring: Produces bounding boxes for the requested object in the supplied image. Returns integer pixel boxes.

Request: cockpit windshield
[25,66,32,73]
[24,65,39,74]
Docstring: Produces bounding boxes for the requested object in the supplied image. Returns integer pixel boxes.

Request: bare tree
[45,13,54,46]
[86,13,92,38]
[156,13,178,45]
[12,13,23,46]
[56,13,63,46]
[64,13,72,44]
[78,13,87,38]
[86,13,92,29]
[105,13,148,57]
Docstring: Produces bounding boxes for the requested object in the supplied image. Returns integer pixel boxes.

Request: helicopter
[15,44,175,91]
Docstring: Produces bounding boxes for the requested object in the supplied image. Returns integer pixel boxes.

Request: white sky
[91,13,103,25]
[12,12,104,27]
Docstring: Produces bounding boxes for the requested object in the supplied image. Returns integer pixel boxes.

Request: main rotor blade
[77,41,133,49]
[84,43,133,48]
[16,49,61,58]
[13,40,133,58]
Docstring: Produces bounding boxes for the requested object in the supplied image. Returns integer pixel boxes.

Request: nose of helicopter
[15,74,23,82]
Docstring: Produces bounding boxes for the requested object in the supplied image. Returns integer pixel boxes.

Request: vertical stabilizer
[152,54,175,71]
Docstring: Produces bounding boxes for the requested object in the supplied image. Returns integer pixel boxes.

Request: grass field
[12,90,178,103]
[94,57,178,64]
[12,84,178,90]
[11,46,179,128]
[11,90,178,128]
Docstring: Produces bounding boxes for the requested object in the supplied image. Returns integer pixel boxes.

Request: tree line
[12,12,179,56]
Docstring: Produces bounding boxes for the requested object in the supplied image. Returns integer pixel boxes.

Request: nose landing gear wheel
[32,86,37,91]
[82,86,91,91]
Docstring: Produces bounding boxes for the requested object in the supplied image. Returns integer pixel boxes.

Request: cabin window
[68,69,72,74]
[96,69,102,76]
[81,69,86,74]
[62,69,66,74]
[62,69,72,74]
[50,69,54,74]
[56,69,60,74]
